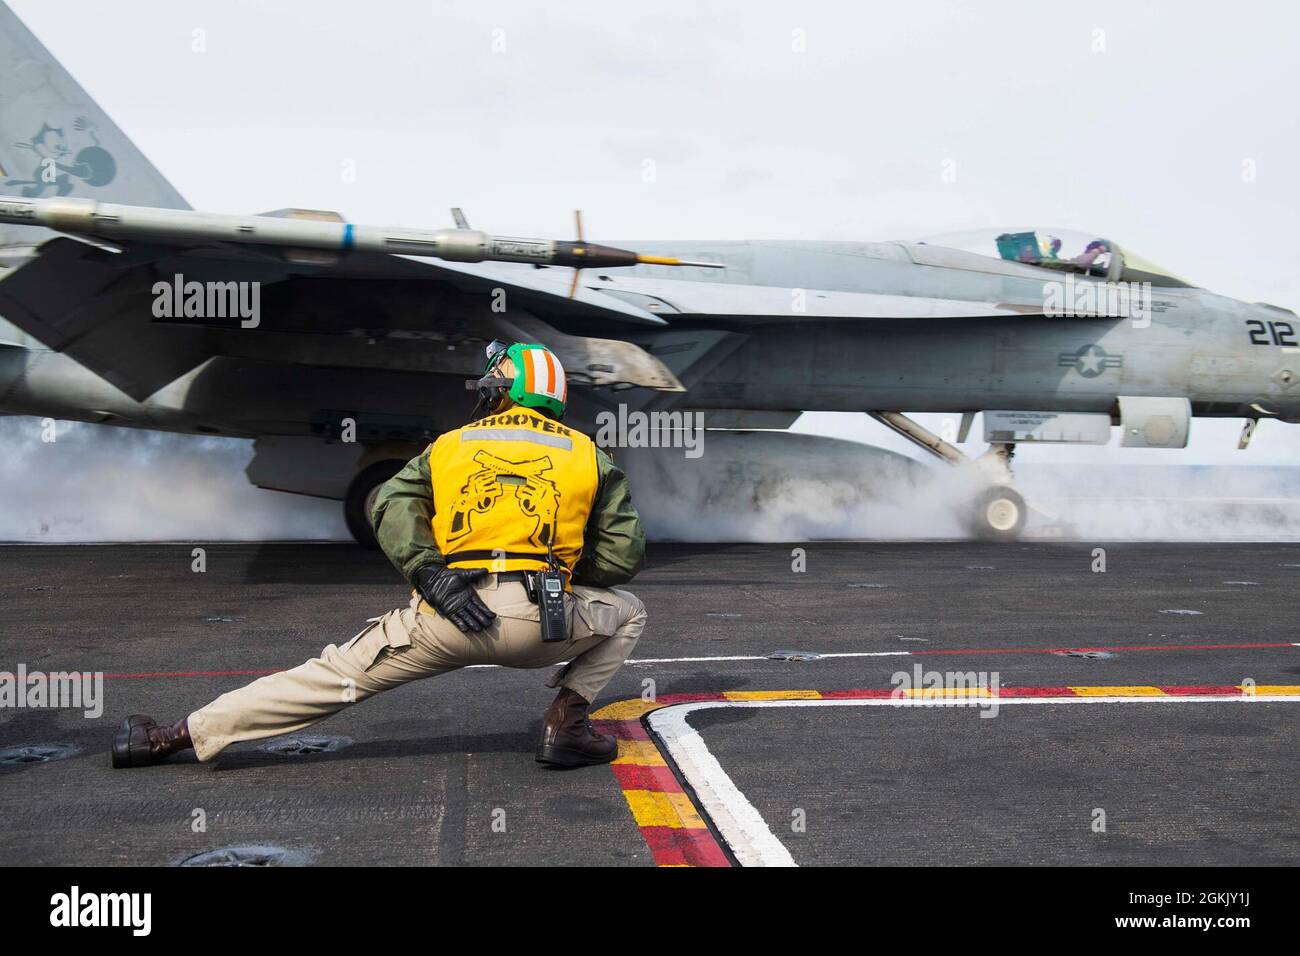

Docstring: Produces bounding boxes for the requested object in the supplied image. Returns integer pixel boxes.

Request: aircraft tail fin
[0,2,189,247]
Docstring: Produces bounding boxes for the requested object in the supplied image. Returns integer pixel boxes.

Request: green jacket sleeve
[573,448,646,588]
[369,448,445,584]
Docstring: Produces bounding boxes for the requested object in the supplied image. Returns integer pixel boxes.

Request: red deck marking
[598,701,731,867]
[638,826,731,867]
[612,763,682,792]
[914,641,1292,657]
[592,719,648,740]
[101,669,279,679]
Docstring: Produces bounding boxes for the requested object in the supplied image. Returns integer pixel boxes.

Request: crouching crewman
[111,340,647,769]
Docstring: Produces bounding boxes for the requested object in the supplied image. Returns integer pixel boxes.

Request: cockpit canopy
[916,227,1194,288]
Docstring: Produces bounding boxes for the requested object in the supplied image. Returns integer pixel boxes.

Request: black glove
[413,565,498,633]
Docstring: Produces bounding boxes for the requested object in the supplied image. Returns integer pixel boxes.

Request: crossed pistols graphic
[447,451,560,549]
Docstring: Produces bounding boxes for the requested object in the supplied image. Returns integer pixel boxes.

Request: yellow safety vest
[429,409,599,577]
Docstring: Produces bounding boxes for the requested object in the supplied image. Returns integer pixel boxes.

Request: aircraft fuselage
[1,237,1295,434]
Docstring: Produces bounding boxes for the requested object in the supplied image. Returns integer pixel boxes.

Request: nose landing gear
[966,484,1027,541]
[866,411,1028,542]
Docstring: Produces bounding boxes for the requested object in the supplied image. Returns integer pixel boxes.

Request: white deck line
[646,694,1300,868]
[460,643,1300,671]
[461,649,913,670]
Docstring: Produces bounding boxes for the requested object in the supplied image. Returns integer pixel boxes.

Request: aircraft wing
[0,234,683,401]
[578,275,1061,322]
[0,0,681,403]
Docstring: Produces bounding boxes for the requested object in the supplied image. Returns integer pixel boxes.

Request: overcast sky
[9,0,1300,466]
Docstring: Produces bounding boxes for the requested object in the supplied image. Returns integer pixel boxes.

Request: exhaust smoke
[3,415,1300,543]
[0,418,343,542]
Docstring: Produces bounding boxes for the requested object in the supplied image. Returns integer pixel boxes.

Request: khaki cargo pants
[187,576,646,762]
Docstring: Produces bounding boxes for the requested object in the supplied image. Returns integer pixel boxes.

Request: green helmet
[483,341,568,419]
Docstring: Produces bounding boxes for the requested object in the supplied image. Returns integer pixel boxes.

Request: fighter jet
[1,2,1293,543]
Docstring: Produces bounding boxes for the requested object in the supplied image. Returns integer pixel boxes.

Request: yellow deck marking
[723,689,823,701]
[623,789,707,829]
[611,739,665,766]
[593,698,662,720]
[1070,685,1166,696]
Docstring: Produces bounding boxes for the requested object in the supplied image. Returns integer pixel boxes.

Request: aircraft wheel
[344,460,405,549]
[966,485,1027,542]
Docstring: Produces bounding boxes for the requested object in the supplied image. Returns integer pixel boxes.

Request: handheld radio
[537,542,569,643]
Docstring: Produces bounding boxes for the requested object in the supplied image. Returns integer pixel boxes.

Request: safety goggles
[483,339,510,374]
[466,340,514,391]
[464,374,512,392]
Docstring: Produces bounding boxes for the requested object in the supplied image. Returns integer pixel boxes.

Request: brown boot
[535,688,617,767]
[111,715,193,768]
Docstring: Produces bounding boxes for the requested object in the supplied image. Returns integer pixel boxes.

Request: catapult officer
[112,341,647,769]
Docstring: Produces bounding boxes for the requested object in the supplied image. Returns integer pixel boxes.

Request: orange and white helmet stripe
[523,346,567,403]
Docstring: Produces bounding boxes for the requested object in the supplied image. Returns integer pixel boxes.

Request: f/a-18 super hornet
[1,2,1294,544]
